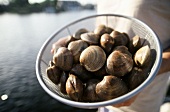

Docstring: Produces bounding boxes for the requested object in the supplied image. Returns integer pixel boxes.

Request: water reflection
[0,10,97,112]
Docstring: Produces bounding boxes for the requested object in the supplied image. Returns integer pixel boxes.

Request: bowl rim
[35,14,162,109]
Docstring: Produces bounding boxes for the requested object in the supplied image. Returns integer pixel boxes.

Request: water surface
[0,10,97,112]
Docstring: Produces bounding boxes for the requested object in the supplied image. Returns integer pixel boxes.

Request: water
[0,10,98,112]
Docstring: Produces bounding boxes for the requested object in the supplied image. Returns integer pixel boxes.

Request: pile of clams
[46,24,151,102]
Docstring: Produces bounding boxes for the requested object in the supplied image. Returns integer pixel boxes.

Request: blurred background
[0,0,97,112]
[0,0,169,112]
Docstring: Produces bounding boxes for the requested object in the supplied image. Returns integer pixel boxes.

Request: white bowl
[36,14,162,109]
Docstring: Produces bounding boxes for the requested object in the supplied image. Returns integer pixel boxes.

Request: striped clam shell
[80,45,106,72]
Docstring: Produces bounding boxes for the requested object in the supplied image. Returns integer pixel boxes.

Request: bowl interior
[36,14,162,109]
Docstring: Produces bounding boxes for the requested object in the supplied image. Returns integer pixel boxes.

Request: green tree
[10,0,29,7]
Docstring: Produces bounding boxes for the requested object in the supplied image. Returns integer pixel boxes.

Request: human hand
[158,48,170,75]
[112,94,139,107]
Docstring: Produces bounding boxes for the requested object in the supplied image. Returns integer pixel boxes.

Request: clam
[114,45,132,56]
[134,45,151,67]
[46,61,62,85]
[74,28,88,39]
[60,72,68,94]
[66,74,84,101]
[122,32,130,46]
[94,25,114,36]
[127,67,147,90]
[110,31,128,46]
[65,35,76,47]
[106,46,133,76]
[70,64,92,82]
[81,32,100,45]
[94,24,107,36]
[128,35,141,54]
[83,79,100,102]
[51,35,75,54]
[100,33,115,54]
[110,30,122,35]
[96,75,128,100]
[53,47,73,71]
[80,46,106,72]
[93,65,108,80]
[105,26,114,34]
[68,40,89,63]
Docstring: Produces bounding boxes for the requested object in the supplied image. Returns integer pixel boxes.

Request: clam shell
[105,26,114,34]
[60,72,68,94]
[96,75,128,100]
[53,47,73,71]
[93,65,108,80]
[114,46,132,57]
[70,64,92,82]
[94,25,114,36]
[80,46,106,72]
[68,40,88,63]
[66,74,84,101]
[100,33,115,54]
[127,67,147,90]
[81,32,100,45]
[94,24,106,36]
[74,28,88,39]
[128,35,141,54]
[46,64,62,85]
[134,45,151,67]
[82,79,100,102]
[110,31,128,46]
[106,46,133,76]
[52,36,75,54]
[122,32,130,45]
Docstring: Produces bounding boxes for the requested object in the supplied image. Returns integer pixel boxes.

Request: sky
[0,0,97,5]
